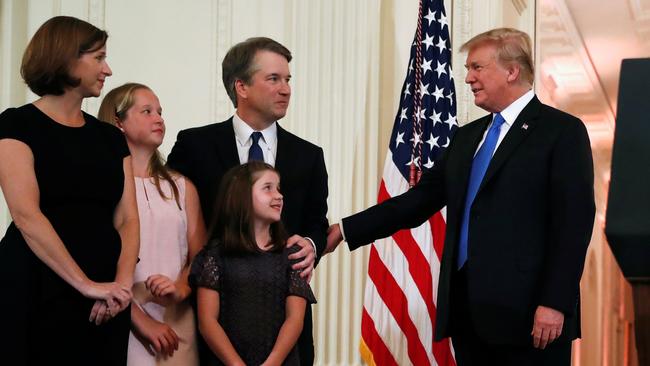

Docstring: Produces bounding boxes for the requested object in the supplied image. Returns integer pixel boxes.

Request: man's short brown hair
[222,37,292,107]
[460,27,534,85]
[21,16,108,96]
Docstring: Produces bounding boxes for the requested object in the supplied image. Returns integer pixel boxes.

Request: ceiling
[537,0,650,144]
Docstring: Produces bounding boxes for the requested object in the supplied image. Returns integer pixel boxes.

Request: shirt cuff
[304,237,318,259]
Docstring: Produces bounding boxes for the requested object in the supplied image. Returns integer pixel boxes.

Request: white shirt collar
[497,89,535,126]
[232,112,278,148]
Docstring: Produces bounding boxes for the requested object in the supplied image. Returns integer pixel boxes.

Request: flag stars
[395,131,405,148]
[424,9,437,26]
[424,157,435,169]
[418,82,431,97]
[403,82,411,98]
[435,37,447,54]
[434,61,447,78]
[422,33,434,51]
[417,107,427,121]
[389,3,456,178]
[438,12,449,29]
[421,58,432,75]
[426,134,440,149]
[410,132,423,146]
[406,155,421,168]
[430,111,442,126]
[444,114,457,128]
[446,91,454,106]
[399,107,409,124]
[432,85,445,102]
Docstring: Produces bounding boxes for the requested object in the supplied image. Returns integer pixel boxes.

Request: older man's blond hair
[461,28,534,86]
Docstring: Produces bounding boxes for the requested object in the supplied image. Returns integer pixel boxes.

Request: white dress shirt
[474,89,535,156]
[233,112,278,165]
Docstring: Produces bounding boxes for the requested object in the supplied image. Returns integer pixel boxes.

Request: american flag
[359,0,457,365]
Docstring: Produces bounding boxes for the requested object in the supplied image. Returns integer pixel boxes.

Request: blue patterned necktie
[457,113,506,269]
[248,131,264,162]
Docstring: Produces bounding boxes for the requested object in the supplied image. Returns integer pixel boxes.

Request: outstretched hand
[324,224,343,254]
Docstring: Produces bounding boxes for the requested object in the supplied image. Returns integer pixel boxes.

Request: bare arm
[262,295,306,366]
[113,157,140,290]
[146,178,206,303]
[0,139,131,302]
[130,302,179,357]
[197,287,245,366]
[90,157,140,322]
[172,179,206,299]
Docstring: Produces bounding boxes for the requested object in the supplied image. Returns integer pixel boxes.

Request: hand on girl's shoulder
[286,244,300,253]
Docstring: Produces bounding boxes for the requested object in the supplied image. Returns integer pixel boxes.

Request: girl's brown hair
[209,162,286,254]
[98,83,181,209]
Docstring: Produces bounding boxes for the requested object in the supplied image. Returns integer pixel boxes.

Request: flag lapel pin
[522,123,529,130]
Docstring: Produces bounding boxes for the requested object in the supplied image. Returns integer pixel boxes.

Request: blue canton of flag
[390,0,457,182]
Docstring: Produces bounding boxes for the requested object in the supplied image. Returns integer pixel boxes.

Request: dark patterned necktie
[248,131,264,162]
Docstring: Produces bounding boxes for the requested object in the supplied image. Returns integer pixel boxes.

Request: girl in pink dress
[98,83,206,365]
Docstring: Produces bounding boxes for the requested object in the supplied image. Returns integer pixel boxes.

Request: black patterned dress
[191,242,316,365]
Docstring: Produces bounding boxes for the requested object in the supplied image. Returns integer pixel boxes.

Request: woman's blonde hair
[98,83,181,209]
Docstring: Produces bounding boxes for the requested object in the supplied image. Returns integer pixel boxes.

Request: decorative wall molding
[83,0,105,115]
[511,0,528,14]
[452,0,472,125]
[213,0,233,121]
[629,0,650,47]
[52,0,61,15]
[629,0,650,21]
[87,0,105,27]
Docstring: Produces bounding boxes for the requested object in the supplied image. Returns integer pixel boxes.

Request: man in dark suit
[168,37,328,365]
[326,28,595,365]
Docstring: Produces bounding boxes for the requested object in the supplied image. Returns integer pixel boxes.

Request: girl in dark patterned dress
[191,162,316,365]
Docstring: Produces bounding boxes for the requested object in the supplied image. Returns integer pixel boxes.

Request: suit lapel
[216,118,241,168]
[457,115,491,185]
[477,97,542,193]
[450,115,491,209]
[274,124,292,176]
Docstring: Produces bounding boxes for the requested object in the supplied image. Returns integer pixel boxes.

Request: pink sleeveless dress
[127,176,198,366]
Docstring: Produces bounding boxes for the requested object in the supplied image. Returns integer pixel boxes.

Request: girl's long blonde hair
[98,82,181,209]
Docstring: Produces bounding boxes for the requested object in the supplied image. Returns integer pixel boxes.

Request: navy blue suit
[168,118,328,365]
[343,97,595,361]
